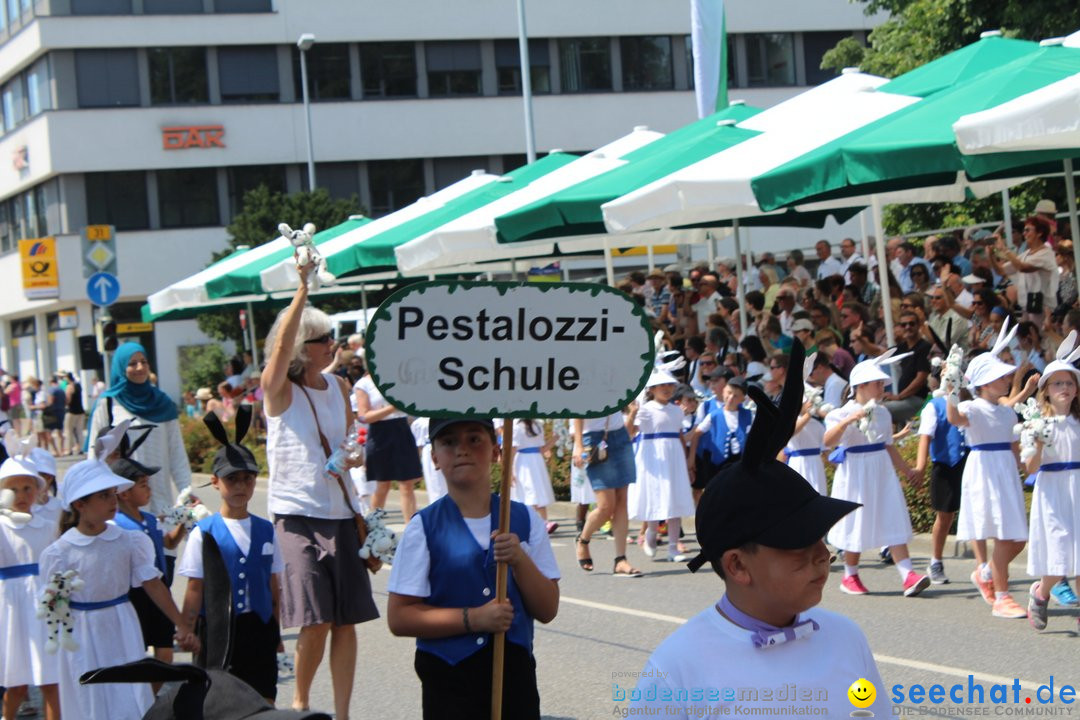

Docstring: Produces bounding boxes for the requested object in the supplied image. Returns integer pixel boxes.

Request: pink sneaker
[902,571,931,597]
[992,594,1027,619]
[970,569,995,605]
[840,575,869,595]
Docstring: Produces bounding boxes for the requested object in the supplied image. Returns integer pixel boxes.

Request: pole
[1001,189,1013,248]
[733,220,747,339]
[299,42,317,191]
[1064,160,1080,281]
[646,243,655,272]
[246,302,259,368]
[871,195,894,346]
[706,230,715,269]
[603,237,615,286]
[515,0,537,163]
[859,209,870,266]
[490,417,514,720]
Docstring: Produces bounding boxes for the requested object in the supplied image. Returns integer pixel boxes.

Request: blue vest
[114,510,166,575]
[929,397,967,468]
[705,404,753,462]
[416,494,533,666]
[197,513,275,623]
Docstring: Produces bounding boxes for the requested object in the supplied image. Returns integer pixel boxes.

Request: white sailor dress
[39,524,160,720]
[0,513,59,687]
[1027,415,1080,576]
[786,419,827,495]
[510,420,555,508]
[825,401,913,551]
[956,398,1027,542]
[628,401,695,522]
[412,417,447,503]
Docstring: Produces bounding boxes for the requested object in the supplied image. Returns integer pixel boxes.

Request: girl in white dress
[411,417,447,504]
[628,371,695,562]
[1024,331,1080,630]
[824,350,929,597]
[38,448,195,720]
[786,353,830,495]
[0,439,60,720]
[945,320,1029,620]
[30,446,63,528]
[510,419,557,533]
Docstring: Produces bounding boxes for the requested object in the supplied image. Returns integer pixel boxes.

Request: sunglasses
[900,302,915,308]
[304,333,334,345]
[930,295,946,300]
[898,321,917,328]
[700,360,717,366]
[971,300,984,306]
[769,365,784,370]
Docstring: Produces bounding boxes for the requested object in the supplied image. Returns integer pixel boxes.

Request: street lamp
[297,33,317,191]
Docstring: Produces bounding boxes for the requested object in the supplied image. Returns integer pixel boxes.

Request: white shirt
[692,291,722,333]
[815,256,845,280]
[355,375,406,421]
[823,373,847,410]
[1007,245,1058,311]
[177,517,283,614]
[917,402,940,438]
[629,604,890,719]
[388,505,560,598]
[583,412,624,434]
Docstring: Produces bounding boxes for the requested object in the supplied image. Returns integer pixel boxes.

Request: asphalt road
[51,458,1080,719]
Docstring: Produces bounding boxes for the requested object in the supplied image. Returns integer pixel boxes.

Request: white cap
[29,447,56,477]
[1038,330,1080,390]
[0,431,42,486]
[60,459,133,511]
[849,347,912,387]
[966,318,1018,388]
[645,370,679,388]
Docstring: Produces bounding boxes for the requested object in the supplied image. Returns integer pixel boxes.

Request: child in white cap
[1024,331,1080,629]
[38,422,196,719]
[944,320,1029,619]
[824,349,930,597]
[29,446,62,527]
[628,370,696,563]
[0,433,60,720]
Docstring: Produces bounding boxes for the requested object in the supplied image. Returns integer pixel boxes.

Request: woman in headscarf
[86,342,192,516]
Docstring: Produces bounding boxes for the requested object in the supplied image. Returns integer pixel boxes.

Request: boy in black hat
[112,449,187,673]
[178,409,282,703]
[387,418,560,720]
[627,341,889,718]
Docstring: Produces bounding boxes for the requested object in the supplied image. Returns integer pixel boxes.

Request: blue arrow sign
[86,271,121,307]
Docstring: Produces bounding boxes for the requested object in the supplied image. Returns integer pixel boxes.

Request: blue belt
[828,443,886,464]
[970,443,1012,452]
[785,448,823,459]
[516,447,543,454]
[1028,460,1080,487]
[635,433,681,443]
[0,563,38,580]
[70,594,130,611]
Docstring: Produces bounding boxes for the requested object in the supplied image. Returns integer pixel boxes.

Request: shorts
[583,427,636,491]
[129,586,176,649]
[366,417,423,482]
[415,642,539,720]
[275,515,380,629]
[930,460,964,513]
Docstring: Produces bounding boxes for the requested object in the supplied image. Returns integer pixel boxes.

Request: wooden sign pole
[491,417,514,720]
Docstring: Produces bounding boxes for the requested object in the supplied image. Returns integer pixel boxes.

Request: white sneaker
[642,542,656,558]
[668,553,689,563]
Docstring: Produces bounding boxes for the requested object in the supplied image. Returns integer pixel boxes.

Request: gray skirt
[275,515,380,629]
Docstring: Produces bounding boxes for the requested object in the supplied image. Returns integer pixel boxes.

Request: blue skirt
[583,426,636,491]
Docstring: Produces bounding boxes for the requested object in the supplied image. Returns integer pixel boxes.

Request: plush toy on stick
[280,222,335,289]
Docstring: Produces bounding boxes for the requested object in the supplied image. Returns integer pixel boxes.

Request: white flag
[691,0,728,118]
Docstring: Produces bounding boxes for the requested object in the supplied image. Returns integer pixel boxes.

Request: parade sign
[366,281,654,419]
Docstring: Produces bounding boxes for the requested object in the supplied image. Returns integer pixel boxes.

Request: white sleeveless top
[267,374,356,519]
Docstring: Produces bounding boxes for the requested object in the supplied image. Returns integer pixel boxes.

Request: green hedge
[179,414,267,476]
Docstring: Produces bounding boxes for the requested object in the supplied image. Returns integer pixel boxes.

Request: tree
[196,187,363,346]
[820,0,1080,235]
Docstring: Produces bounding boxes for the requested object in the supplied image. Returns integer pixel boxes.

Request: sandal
[576,535,594,572]
[613,555,643,578]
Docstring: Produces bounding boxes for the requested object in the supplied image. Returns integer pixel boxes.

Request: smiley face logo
[848,678,876,709]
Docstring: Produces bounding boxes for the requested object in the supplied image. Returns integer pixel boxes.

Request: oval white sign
[366,281,654,418]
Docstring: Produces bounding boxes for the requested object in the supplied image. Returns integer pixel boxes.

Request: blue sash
[1028,461,1080,487]
[785,448,823,459]
[970,443,1012,452]
[638,432,680,441]
[71,594,130,611]
[828,443,886,464]
[0,563,39,580]
[516,447,542,454]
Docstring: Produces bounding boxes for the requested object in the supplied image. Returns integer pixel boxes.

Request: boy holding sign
[387,418,560,720]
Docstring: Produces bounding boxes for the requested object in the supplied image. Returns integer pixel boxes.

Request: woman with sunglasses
[968,288,999,350]
[261,261,378,718]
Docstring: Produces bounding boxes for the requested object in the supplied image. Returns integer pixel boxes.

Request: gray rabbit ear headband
[204,406,260,478]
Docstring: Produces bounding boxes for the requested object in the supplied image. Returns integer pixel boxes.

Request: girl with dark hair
[510,418,557,533]
[739,336,768,380]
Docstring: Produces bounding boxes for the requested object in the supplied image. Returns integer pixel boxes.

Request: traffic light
[96,318,118,353]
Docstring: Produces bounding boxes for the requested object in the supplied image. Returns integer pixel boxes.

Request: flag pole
[515,0,537,163]
[491,417,514,720]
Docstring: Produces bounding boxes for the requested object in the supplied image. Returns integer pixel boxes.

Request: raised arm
[262,263,311,417]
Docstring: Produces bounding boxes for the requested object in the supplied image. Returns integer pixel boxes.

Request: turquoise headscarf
[99,342,178,422]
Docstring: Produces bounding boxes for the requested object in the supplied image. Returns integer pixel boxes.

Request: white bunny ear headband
[3,429,35,461]
[990,316,1018,359]
[93,418,133,461]
[0,430,41,485]
[1038,329,1080,390]
[848,346,913,388]
[966,317,1019,388]
[802,352,818,382]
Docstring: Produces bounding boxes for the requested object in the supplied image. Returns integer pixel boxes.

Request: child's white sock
[995,591,1008,600]
[844,564,859,578]
[667,518,682,553]
[979,563,992,582]
[895,557,913,579]
[931,557,942,565]
[645,523,658,548]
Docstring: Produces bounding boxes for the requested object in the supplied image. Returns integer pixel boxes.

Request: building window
[149,48,208,105]
[218,46,280,103]
[559,38,612,92]
[310,162,360,201]
[144,0,203,13]
[368,159,424,217]
[32,185,47,238]
[746,33,796,87]
[495,39,550,95]
[70,0,131,14]
[803,31,851,85]
[0,202,11,254]
[292,43,351,101]
[10,318,35,338]
[215,0,272,11]
[360,42,417,98]
[426,41,482,97]
[1,77,25,132]
[158,168,220,228]
[26,57,52,116]
[227,164,286,217]
[433,156,489,191]
[76,49,139,108]
[621,36,674,91]
[85,171,149,231]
